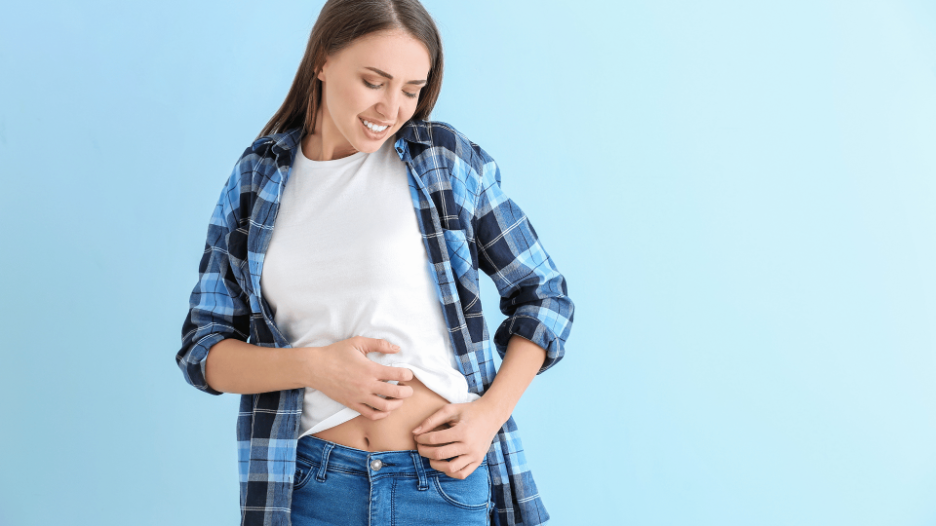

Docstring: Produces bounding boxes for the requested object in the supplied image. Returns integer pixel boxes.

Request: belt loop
[316,442,334,482]
[410,451,428,491]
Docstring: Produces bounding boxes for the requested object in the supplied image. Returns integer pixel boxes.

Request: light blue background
[1,1,934,525]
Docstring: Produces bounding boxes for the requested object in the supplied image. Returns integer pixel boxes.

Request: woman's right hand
[308,336,416,420]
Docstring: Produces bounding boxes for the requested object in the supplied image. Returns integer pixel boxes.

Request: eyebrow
[363,66,427,85]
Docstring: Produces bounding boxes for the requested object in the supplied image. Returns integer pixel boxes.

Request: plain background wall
[1,1,935,524]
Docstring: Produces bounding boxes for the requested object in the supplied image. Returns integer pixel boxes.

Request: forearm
[205,338,316,395]
[478,334,547,425]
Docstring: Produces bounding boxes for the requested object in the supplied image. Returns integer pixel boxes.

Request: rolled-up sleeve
[175,158,251,395]
[471,145,575,374]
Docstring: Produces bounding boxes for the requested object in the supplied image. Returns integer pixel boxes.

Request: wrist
[300,346,324,390]
[477,391,513,427]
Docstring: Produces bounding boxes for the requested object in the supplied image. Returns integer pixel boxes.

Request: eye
[363,79,420,99]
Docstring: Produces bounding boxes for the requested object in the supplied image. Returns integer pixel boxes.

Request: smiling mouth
[360,117,392,137]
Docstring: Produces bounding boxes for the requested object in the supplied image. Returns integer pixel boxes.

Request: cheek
[346,84,370,105]
[348,88,382,116]
[326,80,365,111]
[399,100,419,118]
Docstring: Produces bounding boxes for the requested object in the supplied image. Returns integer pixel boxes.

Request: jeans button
[370,459,383,471]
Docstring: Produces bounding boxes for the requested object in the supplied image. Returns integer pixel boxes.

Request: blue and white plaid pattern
[176,118,575,526]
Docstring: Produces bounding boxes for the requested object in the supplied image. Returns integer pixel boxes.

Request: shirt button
[395,147,403,153]
[370,459,383,471]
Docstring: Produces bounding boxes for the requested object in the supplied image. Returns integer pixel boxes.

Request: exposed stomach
[310,374,453,451]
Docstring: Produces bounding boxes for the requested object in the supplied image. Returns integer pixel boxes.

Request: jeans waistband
[296,434,487,484]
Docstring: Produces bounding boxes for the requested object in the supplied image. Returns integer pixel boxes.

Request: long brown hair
[256,0,444,142]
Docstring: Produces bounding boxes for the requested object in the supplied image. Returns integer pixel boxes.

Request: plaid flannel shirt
[176,118,575,526]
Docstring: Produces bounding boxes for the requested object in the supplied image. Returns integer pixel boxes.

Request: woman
[175,1,574,525]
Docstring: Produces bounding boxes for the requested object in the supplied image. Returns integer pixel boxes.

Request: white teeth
[362,119,388,132]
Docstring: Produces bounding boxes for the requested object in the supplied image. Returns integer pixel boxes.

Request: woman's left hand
[412,399,503,479]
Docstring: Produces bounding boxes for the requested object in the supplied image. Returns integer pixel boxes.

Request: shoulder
[246,127,300,165]
[229,127,300,188]
[415,119,494,185]
[218,129,297,225]
[249,127,297,154]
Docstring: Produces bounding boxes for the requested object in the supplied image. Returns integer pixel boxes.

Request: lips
[360,117,391,138]
[361,117,392,127]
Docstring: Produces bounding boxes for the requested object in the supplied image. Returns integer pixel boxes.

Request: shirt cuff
[492,314,565,374]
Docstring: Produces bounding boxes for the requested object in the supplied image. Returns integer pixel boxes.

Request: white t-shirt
[259,137,481,438]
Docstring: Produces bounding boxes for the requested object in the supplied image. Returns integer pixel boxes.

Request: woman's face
[314,29,432,157]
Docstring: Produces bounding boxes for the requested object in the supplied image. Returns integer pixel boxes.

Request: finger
[414,424,459,445]
[356,402,390,421]
[449,457,479,478]
[373,338,402,354]
[413,405,455,434]
[376,365,414,382]
[373,380,414,400]
[419,442,465,461]
[365,394,403,413]
[428,456,469,478]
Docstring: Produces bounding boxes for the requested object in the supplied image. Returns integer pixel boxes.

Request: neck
[303,105,359,161]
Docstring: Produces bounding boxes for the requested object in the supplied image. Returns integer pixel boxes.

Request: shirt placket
[399,150,471,379]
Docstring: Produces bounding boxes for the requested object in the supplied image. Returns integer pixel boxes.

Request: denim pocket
[430,458,491,510]
[293,454,318,491]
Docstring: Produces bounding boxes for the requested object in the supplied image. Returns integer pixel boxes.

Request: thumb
[412,404,454,435]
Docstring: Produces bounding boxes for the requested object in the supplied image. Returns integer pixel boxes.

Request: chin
[356,141,383,154]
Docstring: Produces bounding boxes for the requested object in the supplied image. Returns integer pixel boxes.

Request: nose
[375,91,403,122]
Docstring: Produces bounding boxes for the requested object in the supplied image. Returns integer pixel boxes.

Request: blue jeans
[291,434,492,526]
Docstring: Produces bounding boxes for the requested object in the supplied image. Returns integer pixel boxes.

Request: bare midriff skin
[311,374,453,452]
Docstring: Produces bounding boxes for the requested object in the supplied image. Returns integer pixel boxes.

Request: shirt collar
[393,118,432,146]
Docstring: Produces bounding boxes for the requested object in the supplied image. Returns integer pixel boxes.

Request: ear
[316,61,329,83]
